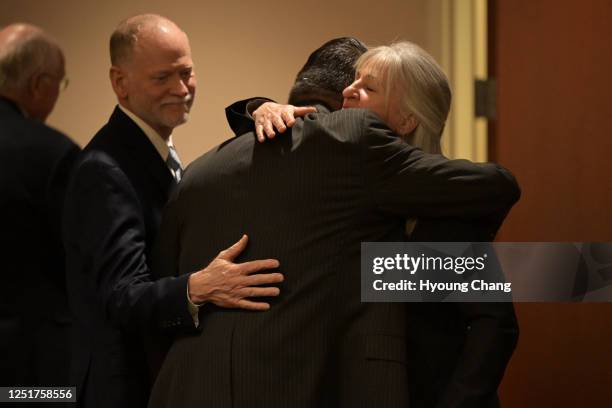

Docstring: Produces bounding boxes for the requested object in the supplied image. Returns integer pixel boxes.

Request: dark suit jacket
[63,107,197,408]
[0,97,79,386]
[148,103,520,408]
[228,99,519,407]
[407,219,519,408]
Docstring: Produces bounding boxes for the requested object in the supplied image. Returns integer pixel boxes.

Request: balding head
[110,14,187,67]
[110,14,196,138]
[0,23,65,121]
[109,14,195,139]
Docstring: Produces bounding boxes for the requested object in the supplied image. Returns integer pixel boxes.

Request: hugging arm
[225,97,273,137]
[225,98,316,141]
[60,154,198,371]
[63,157,197,336]
[362,111,520,218]
[153,187,284,313]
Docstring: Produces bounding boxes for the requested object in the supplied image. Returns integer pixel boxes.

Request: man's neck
[117,103,173,162]
[0,91,29,117]
[118,102,171,141]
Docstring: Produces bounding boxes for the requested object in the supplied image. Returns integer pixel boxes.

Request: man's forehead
[136,21,187,45]
[129,37,192,66]
[128,53,193,75]
[136,30,189,52]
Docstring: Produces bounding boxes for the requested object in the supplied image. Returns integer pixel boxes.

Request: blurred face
[113,25,196,138]
[342,63,410,135]
[30,53,65,122]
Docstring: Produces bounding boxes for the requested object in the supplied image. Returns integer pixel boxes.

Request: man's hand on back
[188,235,283,311]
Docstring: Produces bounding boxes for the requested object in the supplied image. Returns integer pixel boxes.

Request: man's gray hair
[110,14,181,66]
[0,26,62,92]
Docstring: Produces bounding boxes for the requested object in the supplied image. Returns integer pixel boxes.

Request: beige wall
[2,0,445,164]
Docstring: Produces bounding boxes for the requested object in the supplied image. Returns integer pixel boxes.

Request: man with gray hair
[0,23,78,386]
[63,14,281,407]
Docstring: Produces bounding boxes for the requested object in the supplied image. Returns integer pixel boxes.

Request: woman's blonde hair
[355,41,451,154]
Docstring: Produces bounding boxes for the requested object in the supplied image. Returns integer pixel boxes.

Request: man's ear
[27,72,45,100]
[398,114,419,136]
[110,66,128,99]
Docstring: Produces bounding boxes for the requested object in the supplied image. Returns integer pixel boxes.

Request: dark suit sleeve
[225,97,274,136]
[45,141,80,239]
[361,111,520,217]
[151,186,181,280]
[44,140,80,292]
[410,219,519,408]
[64,156,196,335]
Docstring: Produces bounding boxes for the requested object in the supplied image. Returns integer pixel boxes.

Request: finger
[280,110,296,127]
[256,124,265,142]
[271,116,287,133]
[218,234,248,261]
[246,272,284,286]
[263,120,276,139]
[294,106,317,117]
[235,299,270,311]
[241,286,281,298]
[238,259,280,275]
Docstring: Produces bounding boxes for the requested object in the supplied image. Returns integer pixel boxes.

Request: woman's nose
[342,83,358,100]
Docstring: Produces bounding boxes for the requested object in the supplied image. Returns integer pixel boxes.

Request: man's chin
[163,114,189,129]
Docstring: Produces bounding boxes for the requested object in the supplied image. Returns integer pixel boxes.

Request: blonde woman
[341,41,449,155]
[253,41,449,157]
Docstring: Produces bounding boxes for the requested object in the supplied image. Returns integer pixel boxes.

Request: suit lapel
[106,107,176,198]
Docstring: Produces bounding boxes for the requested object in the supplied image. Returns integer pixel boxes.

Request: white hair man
[62,15,282,407]
[0,23,78,387]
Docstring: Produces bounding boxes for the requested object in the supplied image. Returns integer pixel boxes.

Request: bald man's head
[109,15,195,139]
[0,23,65,121]
[110,14,187,67]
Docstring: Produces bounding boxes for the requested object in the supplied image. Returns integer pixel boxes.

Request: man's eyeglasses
[42,72,69,92]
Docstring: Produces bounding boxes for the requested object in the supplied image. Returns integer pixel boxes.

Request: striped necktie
[167,145,183,182]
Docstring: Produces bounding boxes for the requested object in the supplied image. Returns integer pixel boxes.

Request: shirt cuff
[186,282,202,328]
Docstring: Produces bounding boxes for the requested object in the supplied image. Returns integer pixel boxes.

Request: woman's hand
[253,102,317,142]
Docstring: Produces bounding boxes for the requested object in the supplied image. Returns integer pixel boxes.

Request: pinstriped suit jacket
[149,105,520,408]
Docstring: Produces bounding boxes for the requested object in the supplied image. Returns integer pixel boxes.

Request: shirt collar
[117,104,173,161]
